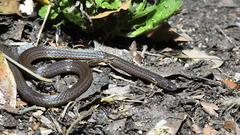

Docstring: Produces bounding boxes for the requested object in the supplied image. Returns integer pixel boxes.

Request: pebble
[234,73,240,81]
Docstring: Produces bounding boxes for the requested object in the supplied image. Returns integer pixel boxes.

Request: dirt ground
[0,0,240,134]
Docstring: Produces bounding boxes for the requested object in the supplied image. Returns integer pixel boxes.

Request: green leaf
[38,5,48,18]
[126,0,182,37]
[62,7,85,29]
[95,0,121,9]
[37,0,182,38]
[38,5,59,20]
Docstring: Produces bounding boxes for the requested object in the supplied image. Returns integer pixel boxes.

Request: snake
[0,44,177,107]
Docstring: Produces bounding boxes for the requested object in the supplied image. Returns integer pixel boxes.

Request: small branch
[215,25,233,44]
[145,51,221,60]
[65,105,98,135]
[35,4,51,46]
[18,105,46,114]
[4,53,53,82]
[219,97,240,106]
[60,101,74,118]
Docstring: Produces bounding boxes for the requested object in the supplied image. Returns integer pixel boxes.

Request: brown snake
[0,44,177,107]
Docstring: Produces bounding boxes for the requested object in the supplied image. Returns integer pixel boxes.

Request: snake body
[0,45,177,107]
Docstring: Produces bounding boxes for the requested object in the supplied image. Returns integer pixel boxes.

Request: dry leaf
[173,32,193,42]
[2,130,16,135]
[38,116,55,130]
[221,79,239,90]
[129,41,144,65]
[219,97,240,106]
[146,120,170,135]
[200,102,219,117]
[16,99,28,107]
[90,0,131,19]
[0,51,17,109]
[182,48,224,69]
[0,0,19,15]
[39,127,53,135]
[101,95,127,103]
[147,113,187,135]
[191,95,204,100]
[192,124,202,134]
[203,124,217,135]
[120,0,131,10]
[103,85,131,96]
[31,122,41,131]
[224,120,236,132]
[146,22,192,42]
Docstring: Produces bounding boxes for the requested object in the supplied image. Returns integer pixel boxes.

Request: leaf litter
[182,48,224,69]
[0,0,240,134]
[0,51,17,111]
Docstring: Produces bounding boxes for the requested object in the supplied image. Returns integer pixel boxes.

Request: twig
[3,53,53,82]
[49,115,63,134]
[79,3,92,25]
[60,101,74,118]
[124,99,144,103]
[144,51,162,57]
[145,51,222,60]
[219,97,240,106]
[215,25,233,44]
[18,105,46,114]
[65,105,98,135]
[141,45,148,57]
[35,4,51,46]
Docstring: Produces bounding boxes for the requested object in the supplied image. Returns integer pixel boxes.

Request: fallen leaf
[129,41,144,65]
[101,95,127,103]
[39,127,53,135]
[38,115,56,130]
[173,32,193,42]
[103,85,131,96]
[0,0,19,15]
[2,130,16,135]
[192,124,202,134]
[146,120,170,135]
[16,99,28,107]
[224,120,236,132]
[31,122,41,131]
[0,51,17,109]
[218,97,240,106]
[182,48,224,69]
[191,95,205,100]
[200,102,219,117]
[203,124,217,135]
[146,22,192,42]
[147,113,187,135]
[32,110,44,118]
[120,0,131,10]
[90,0,131,19]
[221,79,239,90]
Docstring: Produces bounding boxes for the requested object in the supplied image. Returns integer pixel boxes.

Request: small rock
[234,73,240,81]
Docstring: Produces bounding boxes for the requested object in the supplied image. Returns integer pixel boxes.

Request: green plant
[39,0,182,37]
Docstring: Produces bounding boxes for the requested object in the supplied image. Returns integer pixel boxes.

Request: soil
[0,0,240,134]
